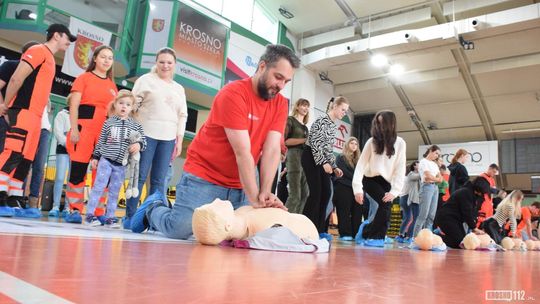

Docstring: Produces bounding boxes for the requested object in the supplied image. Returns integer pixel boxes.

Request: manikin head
[192,199,247,245]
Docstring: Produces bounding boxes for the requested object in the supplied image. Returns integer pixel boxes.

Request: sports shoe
[48,208,60,217]
[13,208,26,217]
[65,210,83,224]
[364,239,385,248]
[395,235,406,243]
[60,209,70,218]
[21,208,41,218]
[97,215,107,226]
[104,217,120,229]
[355,220,369,244]
[131,191,166,233]
[338,236,354,242]
[319,232,333,242]
[122,217,131,230]
[7,196,26,208]
[0,206,14,217]
[384,236,394,244]
[84,214,101,226]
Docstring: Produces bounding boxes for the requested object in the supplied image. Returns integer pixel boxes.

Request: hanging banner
[142,0,174,55]
[173,3,228,89]
[225,31,265,84]
[418,141,498,176]
[334,118,352,154]
[62,17,112,77]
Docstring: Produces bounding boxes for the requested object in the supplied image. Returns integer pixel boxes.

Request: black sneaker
[0,191,8,207]
[7,196,26,208]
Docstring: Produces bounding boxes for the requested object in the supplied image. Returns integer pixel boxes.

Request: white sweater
[132,72,188,140]
[352,137,407,197]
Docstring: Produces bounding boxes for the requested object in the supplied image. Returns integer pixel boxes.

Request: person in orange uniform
[64,45,117,224]
[0,24,75,217]
[504,202,540,241]
[477,164,499,228]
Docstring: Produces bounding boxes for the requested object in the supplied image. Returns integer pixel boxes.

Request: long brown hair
[86,45,114,79]
[291,98,310,124]
[371,110,397,158]
[451,148,468,164]
[342,137,360,167]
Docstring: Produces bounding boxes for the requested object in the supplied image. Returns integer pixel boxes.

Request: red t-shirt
[184,78,288,188]
[71,72,118,111]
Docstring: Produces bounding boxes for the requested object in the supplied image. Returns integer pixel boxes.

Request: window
[222,0,253,30]
[251,2,277,43]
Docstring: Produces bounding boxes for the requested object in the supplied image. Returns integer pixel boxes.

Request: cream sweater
[352,137,407,197]
[132,72,188,140]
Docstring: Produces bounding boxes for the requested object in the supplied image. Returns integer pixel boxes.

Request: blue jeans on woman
[147,172,249,239]
[28,129,51,198]
[413,183,439,237]
[399,195,420,237]
[126,137,175,218]
[52,153,70,209]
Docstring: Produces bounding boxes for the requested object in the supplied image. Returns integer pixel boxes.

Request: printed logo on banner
[152,19,165,32]
[73,35,101,70]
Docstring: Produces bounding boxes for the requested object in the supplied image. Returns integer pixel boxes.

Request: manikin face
[256,58,294,100]
[94,48,114,74]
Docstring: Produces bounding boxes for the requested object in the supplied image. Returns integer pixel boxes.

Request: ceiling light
[371,54,388,67]
[389,64,404,75]
[149,2,156,10]
[279,7,294,19]
[501,128,540,134]
[28,13,37,19]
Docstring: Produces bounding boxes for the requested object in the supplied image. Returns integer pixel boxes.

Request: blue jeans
[163,163,173,195]
[126,137,175,217]
[413,183,439,237]
[27,129,50,198]
[52,153,70,209]
[147,172,249,239]
[399,195,420,237]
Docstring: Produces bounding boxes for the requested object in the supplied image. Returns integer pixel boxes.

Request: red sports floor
[0,217,539,304]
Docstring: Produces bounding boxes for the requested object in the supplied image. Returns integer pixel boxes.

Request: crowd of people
[0,23,538,251]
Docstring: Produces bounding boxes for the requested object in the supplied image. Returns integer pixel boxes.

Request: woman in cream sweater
[125,47,188,228]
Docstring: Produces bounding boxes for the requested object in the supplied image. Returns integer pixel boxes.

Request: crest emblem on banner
[73,35,101,70]
[152,19,165,32]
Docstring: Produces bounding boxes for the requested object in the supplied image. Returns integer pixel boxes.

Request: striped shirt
[307,114,336,167]
[92,116,146,165]
[493,203,517,235]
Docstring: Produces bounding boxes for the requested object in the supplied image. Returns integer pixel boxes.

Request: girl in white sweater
[352,110,406,247]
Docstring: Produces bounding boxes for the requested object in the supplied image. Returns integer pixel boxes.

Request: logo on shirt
[248,113,259,121]
[26,54,33,59]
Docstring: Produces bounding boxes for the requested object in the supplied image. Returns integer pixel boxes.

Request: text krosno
[178,22,222,53]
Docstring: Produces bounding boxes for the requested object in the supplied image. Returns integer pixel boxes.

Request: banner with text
[62,17,112,77]
[225,31,265,84]
[418,141,498,176]
[173,3,228,90]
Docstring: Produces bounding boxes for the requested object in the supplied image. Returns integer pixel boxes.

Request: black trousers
[437,216,466,249]
[301,146,332,233]
[333,182,363,237]
[362,176,391,239]
[481,217,503,244]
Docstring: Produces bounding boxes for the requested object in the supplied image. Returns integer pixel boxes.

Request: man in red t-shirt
[477,163,499,228]
[0,24,75,216]
[131,45,301,239]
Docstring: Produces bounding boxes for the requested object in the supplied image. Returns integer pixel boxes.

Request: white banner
[418,141,498,176]
[334,120,352,154]
[142,0,174,55]
[228,32,265,77]
[62,18,112,77]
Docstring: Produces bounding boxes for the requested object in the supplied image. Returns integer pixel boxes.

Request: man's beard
[257,72,277,100]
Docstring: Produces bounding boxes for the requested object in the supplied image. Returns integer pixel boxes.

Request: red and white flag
[62,17,112,77]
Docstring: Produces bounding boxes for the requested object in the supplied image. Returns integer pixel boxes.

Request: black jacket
[448,162,469,193]
[334,154,354,187]
[436,182,483,229]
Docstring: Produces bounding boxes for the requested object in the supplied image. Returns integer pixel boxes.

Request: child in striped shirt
[481,189,523,244]
[84,90,146,227]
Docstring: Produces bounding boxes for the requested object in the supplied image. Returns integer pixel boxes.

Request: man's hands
[70,129,80,144]
[251,191,287,210]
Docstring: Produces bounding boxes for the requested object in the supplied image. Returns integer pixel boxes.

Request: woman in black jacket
[434,176,491,248]
[448,148,469,194]
[333,137,361,241]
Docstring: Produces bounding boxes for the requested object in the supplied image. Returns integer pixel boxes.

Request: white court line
[0,271,74,304]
